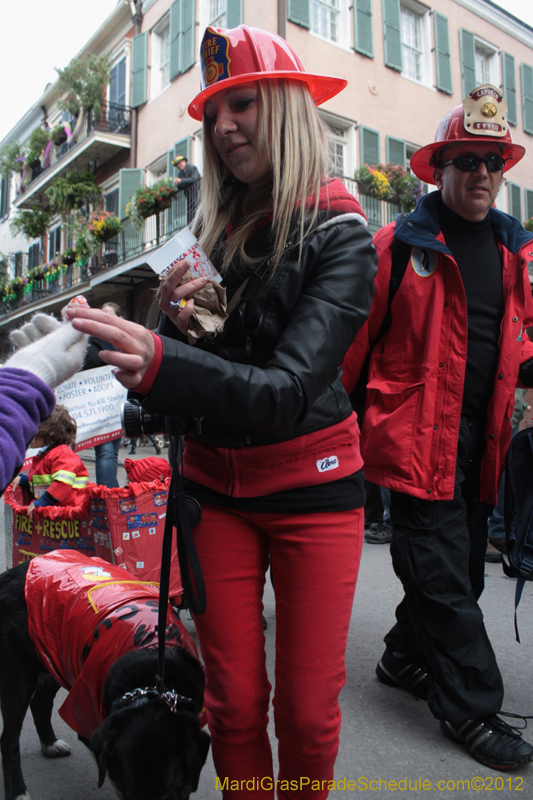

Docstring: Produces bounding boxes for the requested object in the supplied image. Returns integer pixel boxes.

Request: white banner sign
[54,366,128,451]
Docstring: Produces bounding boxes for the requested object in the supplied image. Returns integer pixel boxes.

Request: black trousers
[384,415,504,724]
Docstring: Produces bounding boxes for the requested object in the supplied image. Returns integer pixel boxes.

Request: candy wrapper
[147,229,227,344]
[180,271,227,345]
[61,295,90,320]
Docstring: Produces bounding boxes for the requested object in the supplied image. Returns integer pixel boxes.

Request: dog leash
[157,429,205,694]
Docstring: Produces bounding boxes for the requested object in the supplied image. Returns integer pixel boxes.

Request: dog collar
[118,686,194,714]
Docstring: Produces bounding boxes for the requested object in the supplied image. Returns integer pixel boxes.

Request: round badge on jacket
[410,247,438,277]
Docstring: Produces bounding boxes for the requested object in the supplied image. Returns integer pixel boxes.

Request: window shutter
[287,0,310,29]
[382,0,402,72]
[226,0,243,28]
[459,29,476,100]
[354,0,374,58]
[131,33,148,107]
[508,182,521,221]
[521,63,533,135]
[360,126,380,167]
[525,189,533,223]
[502,53,517,126]
[386,136,405,166]
[0,176,9,219]
[181,0,195,73]
[118,168,143,220]
[433,13,453,95]
[170,0,182,80]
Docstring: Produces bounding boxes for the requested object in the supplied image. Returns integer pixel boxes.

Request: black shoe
[441,716,533,771]
[485,542,503,563]
[376,648,432,700]
[365,521,393,544]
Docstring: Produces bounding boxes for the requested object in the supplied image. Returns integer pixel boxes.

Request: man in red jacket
[343,85,533,770]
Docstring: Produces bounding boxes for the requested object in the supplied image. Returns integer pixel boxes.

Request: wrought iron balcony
[14,102,132,209]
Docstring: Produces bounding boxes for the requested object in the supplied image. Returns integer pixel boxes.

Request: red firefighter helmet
[188,25,347,121]
[410,84,525,184]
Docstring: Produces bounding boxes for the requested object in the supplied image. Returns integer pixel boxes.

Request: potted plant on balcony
[524,218,533,233]
[125,178,177,231]
[4,276,26,302]
[10,207,51,240]
[380,163,424,212]
[0,141,24,179]
[61,248,77,265]
[354,164,392,200]
[87,210,123,246]
[50,123,69,146]
[24,127,50,168]
[56,54,111,119]
[45,170,102,217]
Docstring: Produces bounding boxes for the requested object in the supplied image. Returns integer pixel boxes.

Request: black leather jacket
[144,205,377,448]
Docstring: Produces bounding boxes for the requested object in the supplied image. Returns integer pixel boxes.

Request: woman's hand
[156,259,207,336]
[27,502,36,518]
[12,476,21,489]
[64,307,155,389]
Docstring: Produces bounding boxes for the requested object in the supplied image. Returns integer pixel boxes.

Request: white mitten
[4,316,89,389]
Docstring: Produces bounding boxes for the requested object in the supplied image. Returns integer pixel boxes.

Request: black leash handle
[157,429,206,694]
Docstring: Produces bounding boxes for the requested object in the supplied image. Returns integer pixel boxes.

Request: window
[400,6,422,81]
[326,123,346,176]
[508,182,521,222]
[209,0,226,27]
[310,0,350,49]
[48,226,61,261]
[0,176,9,220]
[399,1,431,86]
[475,40,499,86]
[151,19,170,98]
[525,189,533,223]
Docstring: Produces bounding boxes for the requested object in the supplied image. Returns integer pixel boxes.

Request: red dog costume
[25,550,198,739]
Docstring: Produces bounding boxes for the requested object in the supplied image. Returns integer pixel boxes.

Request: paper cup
[147,228,222,283]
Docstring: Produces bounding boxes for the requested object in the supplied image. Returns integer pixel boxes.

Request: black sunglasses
[439,154,507,173]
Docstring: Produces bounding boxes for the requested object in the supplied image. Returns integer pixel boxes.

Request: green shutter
[131,33,148,107]
[226,0,243,28]
[288,0,310,29]
[170,0,182,80]
[521,63,533,135]
[433,13,453,95]
[382,0,402,72]
[181,0,195,73]
[118,168,143,220]
[360,126,380,167]
[354,0,374,58]
[508,182,521,221]
[525,189,533,223]
[460,29,476,100]
[386,136,405,166]
[502,53,517,127]
[170,0,195,79]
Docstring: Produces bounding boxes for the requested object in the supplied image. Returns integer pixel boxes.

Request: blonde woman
[68,25,377,799]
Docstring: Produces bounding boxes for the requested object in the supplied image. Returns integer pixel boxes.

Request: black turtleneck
[438,195,503,418]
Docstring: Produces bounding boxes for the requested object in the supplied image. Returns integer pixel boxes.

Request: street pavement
[1,446,533,799]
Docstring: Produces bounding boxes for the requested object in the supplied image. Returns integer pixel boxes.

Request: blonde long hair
[192,80,331,271]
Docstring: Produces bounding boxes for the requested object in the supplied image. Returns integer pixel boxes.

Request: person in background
[342,84,533,770]
[13,405,89,516]
[66,23,377,800]
[172,154,201,224]
[485,387,529,561]
[0,313,88,495]
[83,301,123,487]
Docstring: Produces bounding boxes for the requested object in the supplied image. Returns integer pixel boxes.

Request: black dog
[0,559,210,800]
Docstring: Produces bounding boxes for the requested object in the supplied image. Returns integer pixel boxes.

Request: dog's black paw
[40,739,71,758]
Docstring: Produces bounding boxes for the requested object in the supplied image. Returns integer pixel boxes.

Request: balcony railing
[16,102,132,200]
[1,177,402,319]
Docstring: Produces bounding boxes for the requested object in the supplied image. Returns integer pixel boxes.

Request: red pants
[191,505,364,800]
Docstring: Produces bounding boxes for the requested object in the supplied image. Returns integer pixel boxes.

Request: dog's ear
[184,729,210,792]
[90,724,111,788]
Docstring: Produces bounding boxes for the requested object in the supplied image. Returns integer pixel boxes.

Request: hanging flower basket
[62,249,77,265]
[87,210,123,245]
[51,124,68,146]
[126,179,178,230]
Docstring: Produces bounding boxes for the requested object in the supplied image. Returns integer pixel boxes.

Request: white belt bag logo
[316,455,339,473]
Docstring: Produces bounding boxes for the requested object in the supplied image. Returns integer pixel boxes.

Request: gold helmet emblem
[481,101,497,118]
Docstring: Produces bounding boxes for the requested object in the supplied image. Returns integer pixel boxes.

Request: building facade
[1,0,532,351]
